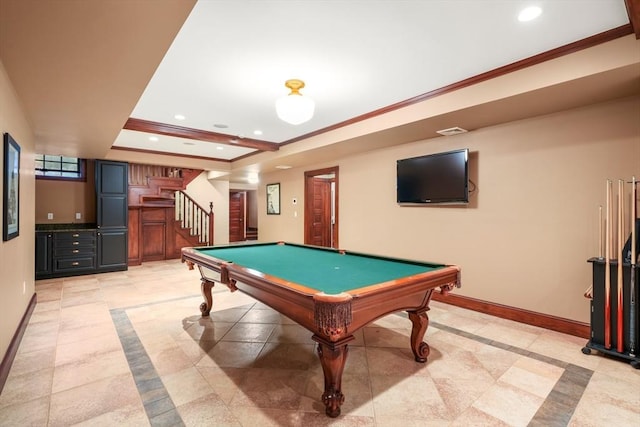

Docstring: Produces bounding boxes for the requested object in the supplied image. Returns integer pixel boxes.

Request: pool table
[182,241,460,417]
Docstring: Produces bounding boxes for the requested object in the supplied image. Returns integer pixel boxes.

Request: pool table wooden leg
[313,336,353,418]
[200,278,214,316]
[408,308,430,362]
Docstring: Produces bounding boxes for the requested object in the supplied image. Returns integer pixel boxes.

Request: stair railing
[175,191,214,245]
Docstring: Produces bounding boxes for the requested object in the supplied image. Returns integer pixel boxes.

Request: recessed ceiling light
[253,130,263,136]
[216,146,224,150]
[518,6,542,22]
[275,165,292,170]
[213,124,228,129]
[174,114,186,120]
[149,136,159,142]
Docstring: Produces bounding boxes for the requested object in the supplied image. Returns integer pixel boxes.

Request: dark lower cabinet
[97,229,128,272]
[35,231,52,279]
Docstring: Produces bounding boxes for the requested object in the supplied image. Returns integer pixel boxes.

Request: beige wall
[0,61,36,359]
[34,160,96,224]
[258,96,640,323]
[185,172,230,245]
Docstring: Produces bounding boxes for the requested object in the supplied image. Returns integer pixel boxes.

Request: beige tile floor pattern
[0,259,638,426]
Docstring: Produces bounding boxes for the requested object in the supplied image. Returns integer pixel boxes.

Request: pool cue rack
[583,258,640,368]
[582,177,639,368]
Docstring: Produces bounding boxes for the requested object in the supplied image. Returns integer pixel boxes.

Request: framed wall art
[266,183,280,215]
[3,132,20,241]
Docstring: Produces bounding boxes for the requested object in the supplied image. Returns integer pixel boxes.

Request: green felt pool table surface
[194,242,448,294]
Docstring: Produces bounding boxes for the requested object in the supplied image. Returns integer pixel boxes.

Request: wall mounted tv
[397,148,469,205]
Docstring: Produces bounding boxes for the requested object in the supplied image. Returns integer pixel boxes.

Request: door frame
[304,166,339,248]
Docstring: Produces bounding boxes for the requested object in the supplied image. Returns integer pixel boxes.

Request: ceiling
[1,0,638,184]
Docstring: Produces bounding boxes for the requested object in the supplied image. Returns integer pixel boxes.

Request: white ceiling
[112,0,632,161]
[0,0,637,181]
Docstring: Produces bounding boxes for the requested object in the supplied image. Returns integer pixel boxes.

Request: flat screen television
[397,148,469,205]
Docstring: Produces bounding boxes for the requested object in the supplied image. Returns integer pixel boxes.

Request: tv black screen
[397,149,469,204]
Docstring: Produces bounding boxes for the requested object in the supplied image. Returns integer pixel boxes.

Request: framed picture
[266,183,280,215]
[3,133,20,241]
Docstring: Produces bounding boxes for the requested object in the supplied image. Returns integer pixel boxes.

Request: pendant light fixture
[275,79,315,125]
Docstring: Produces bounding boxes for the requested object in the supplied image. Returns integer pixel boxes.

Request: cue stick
[630,176,637,357]
[616,179,624,353]
[605,179,612,349]
[599,206,603,259]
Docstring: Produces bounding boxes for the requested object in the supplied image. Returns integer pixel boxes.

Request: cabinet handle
[72,241,79,245]
[72,249,79,253]
[71,262,79,266]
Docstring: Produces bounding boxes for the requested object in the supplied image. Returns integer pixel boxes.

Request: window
[35,155,86,181]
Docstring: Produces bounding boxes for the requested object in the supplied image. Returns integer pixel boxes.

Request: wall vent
[436,126,468,136]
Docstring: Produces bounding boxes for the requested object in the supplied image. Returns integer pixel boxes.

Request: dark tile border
[110,309,185,427]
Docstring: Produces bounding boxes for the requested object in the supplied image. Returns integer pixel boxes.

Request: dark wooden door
[304,167,338,248]
[229,191,246,242]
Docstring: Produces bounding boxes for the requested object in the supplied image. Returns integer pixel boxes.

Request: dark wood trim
[280,24,633,147]
[626,0,640,38]
[432,292,590,339]
[123,118,280,152]
[0,293,37,394]
[111,145,232,163]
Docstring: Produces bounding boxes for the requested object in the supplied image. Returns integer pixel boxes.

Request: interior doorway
[229,191,246,242]
[304,166,339,248]
[229,189,258,242]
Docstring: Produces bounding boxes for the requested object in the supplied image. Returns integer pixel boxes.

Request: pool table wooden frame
[182,242,460,417]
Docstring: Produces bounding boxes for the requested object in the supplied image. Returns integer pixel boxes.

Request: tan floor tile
[363,326,411,348]
[0,395,50,426]
[366,346,431,378]
[67,402,150,427]
[48,373,143,427]
[162,366,215,407]
[370,375,449,421]
[197,366,247,404]
[449,406,512,427]
[197,341,265,368]
[527,330,600,370]
[0,367,54,409]
[6,346,56,377]
[149,345,194,376]
[54,330,122,366]
[229,367,309,410]
[177,393,240,426]
[52,349,130,393]
[472,381,544,426]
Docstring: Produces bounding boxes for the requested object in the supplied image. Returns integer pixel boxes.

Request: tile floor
[0,259,639,426]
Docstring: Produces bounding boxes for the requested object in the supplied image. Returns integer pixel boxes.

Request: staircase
[127,164,213,265]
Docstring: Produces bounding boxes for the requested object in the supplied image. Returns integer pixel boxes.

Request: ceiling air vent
[436,126,468,136]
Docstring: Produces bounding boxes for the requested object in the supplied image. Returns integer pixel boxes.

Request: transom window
[35,155,86,181]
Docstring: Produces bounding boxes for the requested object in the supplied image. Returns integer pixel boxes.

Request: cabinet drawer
[54,235,96,249]
[55,231,96,241]
[54,246,96,258]
[54,257,95,272]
